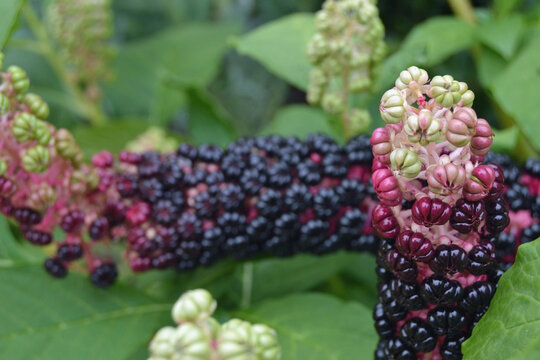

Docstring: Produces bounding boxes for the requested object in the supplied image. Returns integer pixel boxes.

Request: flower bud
[22,145,50,173]
[463,165,495,202]
[170,323,211,360]
[428,75,461,108]
[370,127,392,162]
[0,159,6,176]
[218,319,255,360]
[380,88,404,124]
[252,324,282,360]
[395,66,429,90]
[372,168,402,206]
[23,93,50,119]
[470,119,493,157]
[149,326,177,357]
[427,163,466,195]
[390,148,421,178]
[172,289,217,324]
[7,65,30,94]
[403,109,441,144]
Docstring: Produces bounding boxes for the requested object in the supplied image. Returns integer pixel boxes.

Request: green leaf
[105,22,240,115]
[462,239,540,360]
[228,252,356,305]
[478,15,525,60]
[0,216,42,267]
[476,46,507,88]
[185,88,237,146]
[259,105,338,139]
[493,0,524,18]
[491,33,540,151]
[380,17,477,88]
[72,119,150,158]
[0,265,170,360]
[237,293,377,359]
[235,13,315,90]
[0,0,24,49]
[491,126,519,153]
[343,253,378,308]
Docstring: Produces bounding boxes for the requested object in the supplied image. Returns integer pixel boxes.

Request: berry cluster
[372,67,509,360]
[113,133,377,275]
[149,289,281,360]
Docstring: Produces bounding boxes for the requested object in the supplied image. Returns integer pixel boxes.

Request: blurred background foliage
[1,0,540,359]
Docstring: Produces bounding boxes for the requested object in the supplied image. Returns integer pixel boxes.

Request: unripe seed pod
[463,165,496,202]
[395,66,429,91]
[380,88,405,124]
[321,93,345,114]
[457,82,475,107]
[428,75,461,108]
[34,120,52,145]
[370,127,392,162]
[427,163,466,195]
[23,93,50,119]
[372,168,402,206]
[390,148,421,178]
[7,65,30,94]
[411,197,452,227]
[470,119,494,157]
[252,324,282,360]
[403,109,441,145]
[22,145,50,173]
[170,322,211,360]
[55,128,82,160]
[172,289,217,324]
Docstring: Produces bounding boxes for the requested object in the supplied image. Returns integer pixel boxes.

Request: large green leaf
[491,33,540,151]
[493,0,524,18]
[0,216,42,267]
[462,239,540,360]
[228,252,357,305]
[491,126,519,154]
[235,13,315,90]
[72,119,150,158]
[0,0,24,49]
[478,15,525,60]
[259,105,338,139]
[105,22,240,115]
[237,293,377,360]
[0,265,169,360]
[381,17,477,88]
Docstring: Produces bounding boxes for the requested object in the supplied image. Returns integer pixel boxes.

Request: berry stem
[240,262,253,309]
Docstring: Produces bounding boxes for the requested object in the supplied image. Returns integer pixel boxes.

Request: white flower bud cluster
[149,289,281,360]
[307,0,386,135]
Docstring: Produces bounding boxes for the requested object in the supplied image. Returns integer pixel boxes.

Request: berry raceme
[372,67,511,360]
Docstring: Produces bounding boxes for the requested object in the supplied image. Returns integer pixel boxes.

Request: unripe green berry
[35,121,52,145]
[321,93,345,114]
[390,148,421,178]
[349,108,371,136]
[149,326,177,357]
[428,75,462,108]
[395,66,429,91]
[24,93,50,119]
[252,324,281,360]
[7,65,30,94]
[22,145,50,173]
[55,129,82,160]
[170,323,211,360]
[12,112,39,143]
[403,109,441,145]
[0,93,10,114]
[172,289,216,324]
[380,88,405,124]
[0,159,6,176]
[218,319,254,360]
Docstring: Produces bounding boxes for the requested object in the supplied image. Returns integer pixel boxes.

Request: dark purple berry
[13,207,42,225]
[89,216,109,240]
[421,275,463,305]
[284,184,312,213]
[427,306,468,336]
[90,263,117,288]
[313,187,339,219]
[60,210,85,233]
[24,229,52,245]
[267,162,292,188]
[468,244,495,275]
[44,257,67,278]
[390,278,424,310]
[388,250,417,282]
[57,243,83,262]
[440,332,467,360]
[450,199,486,234]
[373,302,394,338]
[297,159,321,186]
[256,189,284,219]
[400,317,437,352]
[461,281,495,314]
[429,244,468,275]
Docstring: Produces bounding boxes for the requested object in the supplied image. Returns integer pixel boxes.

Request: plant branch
[240,262,253,309]
[22,3,107,125]
[447,0,477,24]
